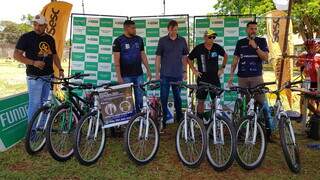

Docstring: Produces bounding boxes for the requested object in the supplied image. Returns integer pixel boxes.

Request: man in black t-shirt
[188,29,227,120]
[13,14,64,123]
[113,20,152,111]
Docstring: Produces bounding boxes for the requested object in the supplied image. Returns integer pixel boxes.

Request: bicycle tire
[279,116,301,173]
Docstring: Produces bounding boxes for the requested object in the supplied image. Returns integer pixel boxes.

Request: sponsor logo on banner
[239,18,254,27]
[85,53,98,62]
[71,61,84,70]
[98,63,111,72]
[86,18,99,27]
[73,26,86,35]
[136,29,146,37]
[73,34,85,44]
[113,19,125,28]
[159,28,168,36]
[146,19,159,28]
[99,45,112,54]
[72,44,85,53]
[100,18,113,27]
[224,46,236,56]
[195,28,207,38]
[146,37,159,46]
[148,56,156,64]
[196,18,210,28]
[224,17,239,27]
[86,26,100,36]
[86,35,99,45]
[224,37,239,46]
[85,62,98,71]
[73,17,86,26]
[175,18,187,27]
[224,27,239,37]
[98,54,112,63]
[210,18,224,27]
[98,72,111,80]
[85,44,99,54]
[84,70,97,80]
[72,52,85,61]
[99,27,113,36]
[215,37,224,46]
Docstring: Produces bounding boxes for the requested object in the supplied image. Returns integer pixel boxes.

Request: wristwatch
[255,46,260,50]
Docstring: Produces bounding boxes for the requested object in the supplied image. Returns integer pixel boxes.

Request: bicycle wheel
[279,116,301,173]
[25,105,50,155]
[232,99,242,128]
[74,110,106,166]
[235,118,267,170]
[176,113,206,168]
[207,115,236,171]
[46,104,79,162]
[124,112,160,165]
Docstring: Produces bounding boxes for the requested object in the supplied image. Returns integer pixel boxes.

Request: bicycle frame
[273,93,297,145]
[211,94,225,145]
[245,96,259,145]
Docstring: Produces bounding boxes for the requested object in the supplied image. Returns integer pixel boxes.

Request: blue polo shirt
[234,37,269,77]
[112,34,144,77]
[156,35,189,78]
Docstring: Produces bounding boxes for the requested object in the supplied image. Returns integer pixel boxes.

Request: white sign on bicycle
[98,83,135,128]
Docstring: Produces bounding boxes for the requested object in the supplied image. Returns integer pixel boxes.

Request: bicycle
[24,73,88,155]
[267,80,302,173]
[124,80,161,165]
[198,82,236,171]
[45,74,94,162]
[231,82,275,170]
[74,82,139,166]
[172,82,207,168]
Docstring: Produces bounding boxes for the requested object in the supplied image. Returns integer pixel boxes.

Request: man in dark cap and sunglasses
[187,29,227,121]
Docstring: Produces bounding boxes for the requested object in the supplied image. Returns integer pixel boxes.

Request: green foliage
[213,0,320,39]
[0,14,33,44]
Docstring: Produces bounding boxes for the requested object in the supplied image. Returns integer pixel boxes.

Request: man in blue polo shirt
[113,20,152,112]
[227,21,275,142]
[155,20,189,129]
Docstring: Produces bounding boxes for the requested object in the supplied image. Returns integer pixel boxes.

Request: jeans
[160,75,183,123]
[27,75,51,123]
[123,75,144,112]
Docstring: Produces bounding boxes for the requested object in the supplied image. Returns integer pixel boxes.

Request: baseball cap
[204,29,217,36]
[32,14,47,25]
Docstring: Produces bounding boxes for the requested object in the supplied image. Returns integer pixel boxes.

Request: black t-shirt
[188,43,225,82]
[15,31,57,76]
[112,35,144,77]
[234,37,269,77]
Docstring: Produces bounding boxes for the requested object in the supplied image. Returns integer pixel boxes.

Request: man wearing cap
[155,20,189,130]
[188,29,227,120]
[227,21,274,142]
[13,14,64,123]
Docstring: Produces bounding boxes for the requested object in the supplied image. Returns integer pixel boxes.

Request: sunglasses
[208,36,216,39]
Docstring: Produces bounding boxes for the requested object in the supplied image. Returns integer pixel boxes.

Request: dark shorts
[310,81,317,90]
[196,75,220,100]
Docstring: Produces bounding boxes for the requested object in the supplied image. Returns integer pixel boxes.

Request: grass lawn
[0,125,319,179]
[0,59,319,179]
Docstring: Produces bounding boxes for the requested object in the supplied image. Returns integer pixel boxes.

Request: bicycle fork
[138,96,150,140]
[87,95,101,140]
